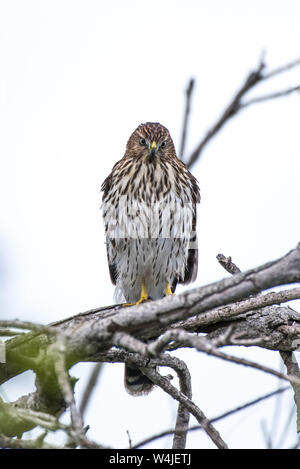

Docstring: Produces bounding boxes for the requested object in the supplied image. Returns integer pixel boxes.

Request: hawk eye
[160,141,166,148]
[139,138,146,146]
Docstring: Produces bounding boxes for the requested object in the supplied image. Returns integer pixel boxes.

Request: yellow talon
[123,281,149,307]
[136,281,148,304]
[164,282,174,296]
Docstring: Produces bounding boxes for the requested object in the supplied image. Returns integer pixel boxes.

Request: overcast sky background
[1,0,300,449]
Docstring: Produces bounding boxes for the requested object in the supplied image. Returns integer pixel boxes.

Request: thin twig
[126,430,132,449]
[276,403,296,448]
[280,351,300,432]
[262,56,300,80]
[51,336,85,445]
[79,363,103,418]
[269,358,286,447]
[132,386,289,449]
[179,78,195,160]
[241,85,300,109]
[165,355,192,449]
[261,419,272,449]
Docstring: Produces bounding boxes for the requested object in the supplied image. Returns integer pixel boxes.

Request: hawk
[101,122,200,395]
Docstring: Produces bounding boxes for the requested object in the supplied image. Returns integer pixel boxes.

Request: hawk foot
[122,281,149,307]
[164,282,174,296]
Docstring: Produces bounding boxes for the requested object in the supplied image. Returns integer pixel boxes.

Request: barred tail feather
[124,364,156,396]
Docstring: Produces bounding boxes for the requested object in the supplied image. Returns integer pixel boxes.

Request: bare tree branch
[280,351,300,433]
[262,57,300,80]
[0,394,68,438]
[0,244,299,445]
[147,328,300,387]
[139,366,228,449]
[95,348,227,448]
[126,429,132,449]
[179,78,195,160]
[110,326,300,449]
[163,356,192,450]
[51,337,85,444]
[113,332,191,449]
[179,286,300,334]
[185,56,300,169]
[1,244,300,384]
[0,433,62,449]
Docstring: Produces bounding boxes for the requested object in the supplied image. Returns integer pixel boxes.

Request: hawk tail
[124,364,156,396]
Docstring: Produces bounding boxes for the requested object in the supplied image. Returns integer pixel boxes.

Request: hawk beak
[150,141,157,159]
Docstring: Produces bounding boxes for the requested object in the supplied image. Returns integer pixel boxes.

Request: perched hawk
[101,122,200,395]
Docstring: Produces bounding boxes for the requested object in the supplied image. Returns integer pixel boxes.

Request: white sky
[0,0,300,449]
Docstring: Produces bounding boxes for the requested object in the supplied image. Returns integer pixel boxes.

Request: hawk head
[125,122,176,162]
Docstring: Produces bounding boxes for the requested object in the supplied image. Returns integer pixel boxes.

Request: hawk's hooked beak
[149,141,157,159]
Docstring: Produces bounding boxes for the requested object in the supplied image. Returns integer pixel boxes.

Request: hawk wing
[174,206,198,291]
[106,240,117,285]
[182,244,198,285]
[101,169,118,285]
[174,167,200,290]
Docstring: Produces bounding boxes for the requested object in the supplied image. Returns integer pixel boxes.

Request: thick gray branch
[0,244,299,441]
